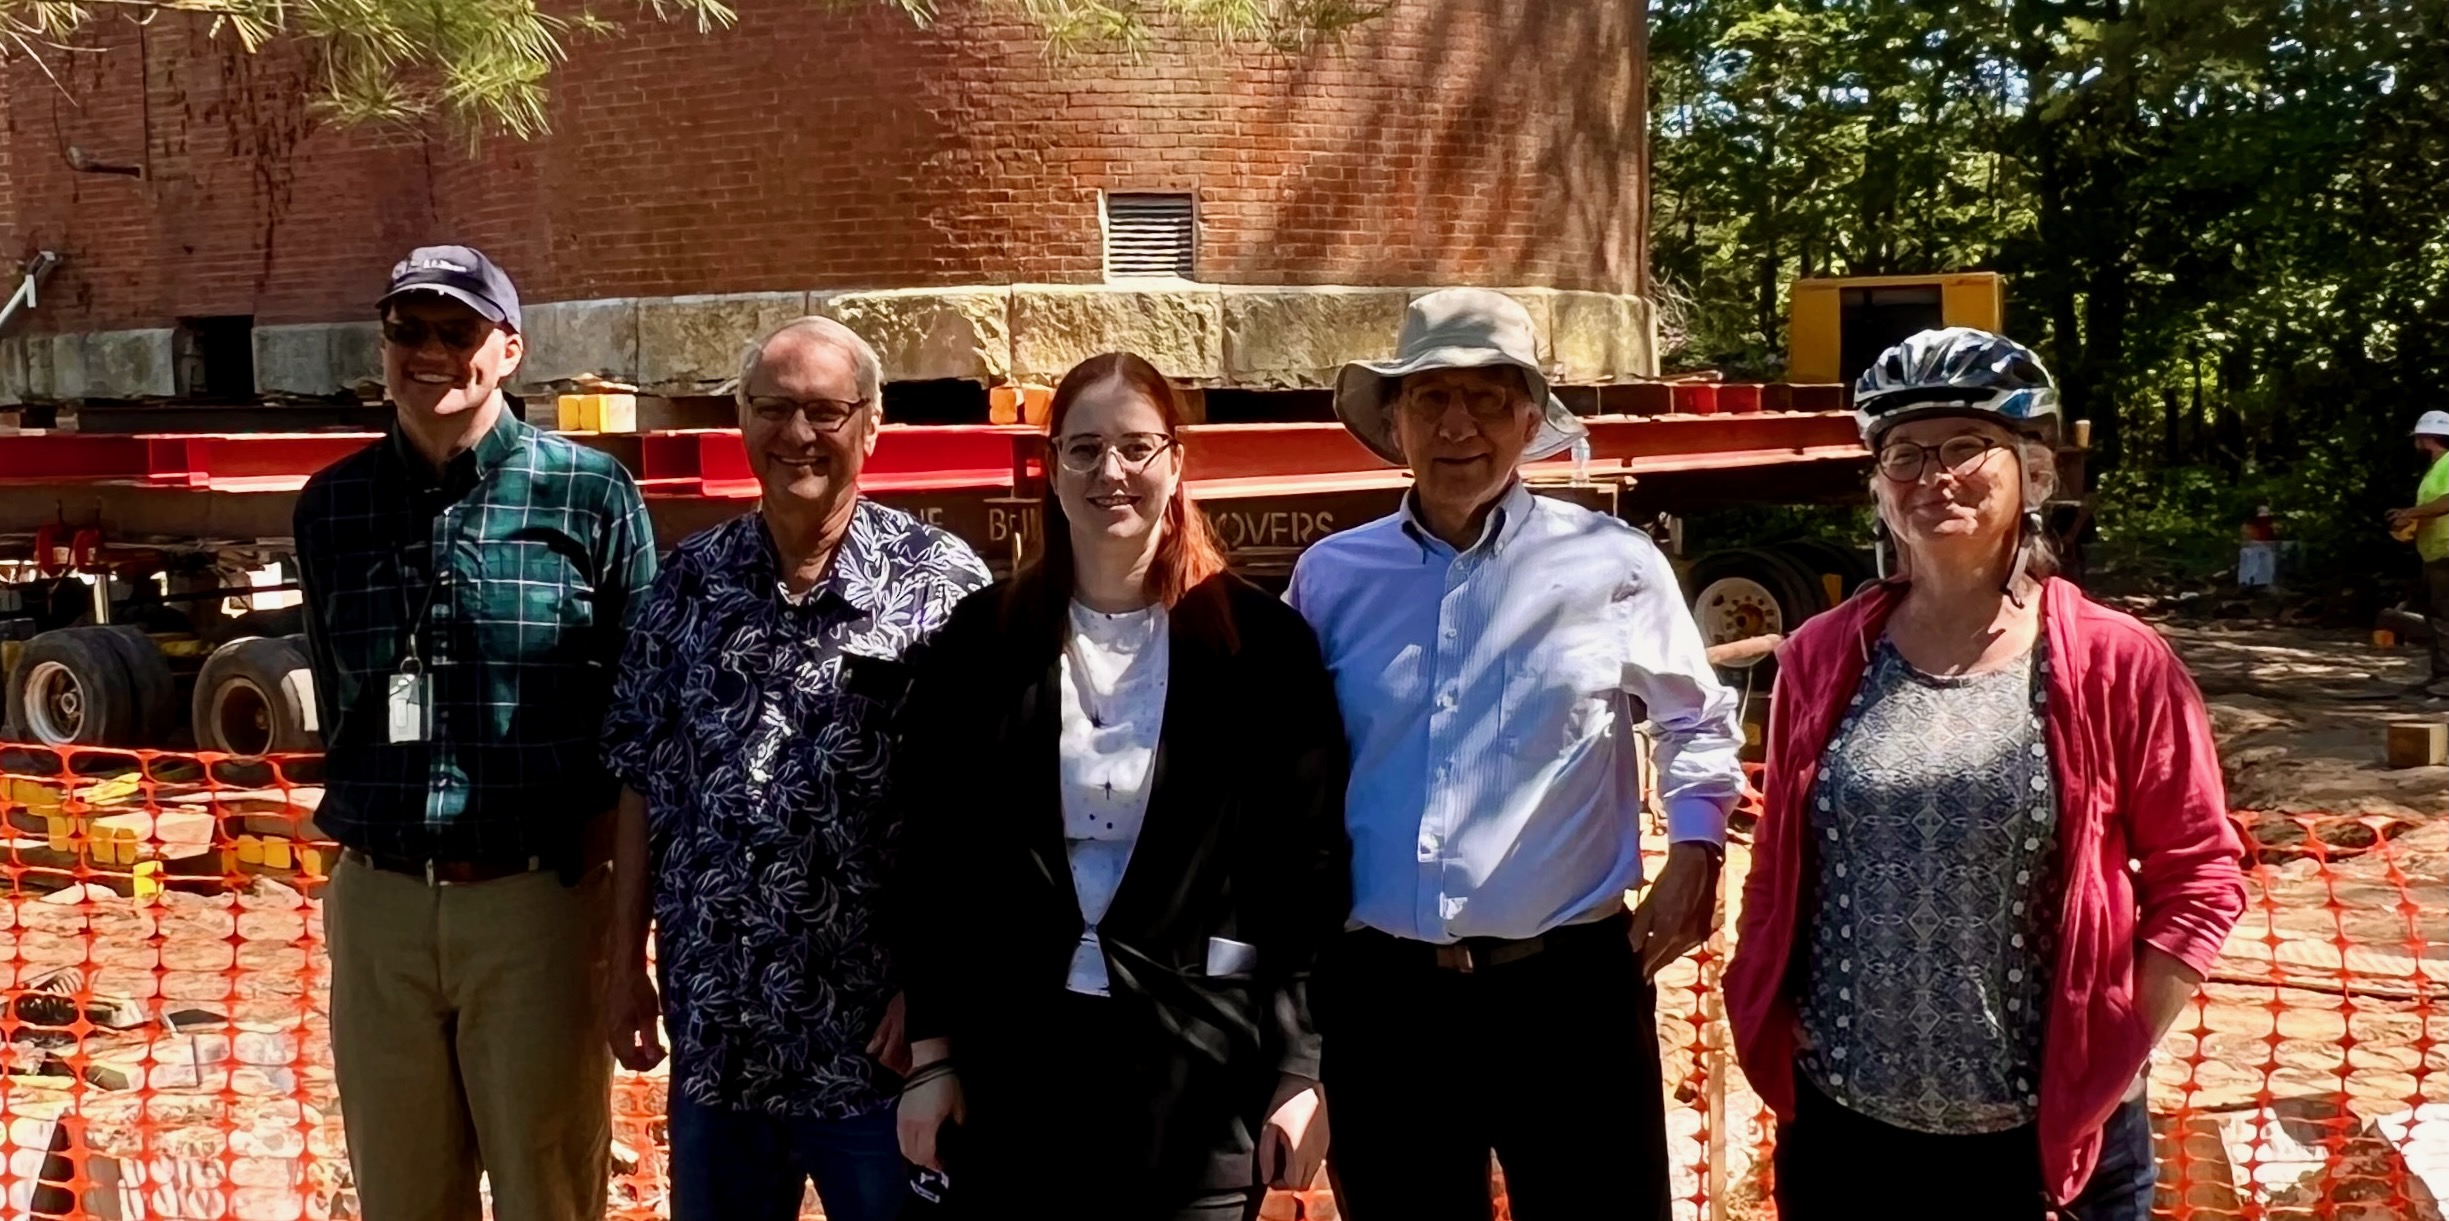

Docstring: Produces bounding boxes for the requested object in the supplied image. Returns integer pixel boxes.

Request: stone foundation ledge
[0,285,1655,404]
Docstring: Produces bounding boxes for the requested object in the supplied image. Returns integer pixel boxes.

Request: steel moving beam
[0,412,1870,560]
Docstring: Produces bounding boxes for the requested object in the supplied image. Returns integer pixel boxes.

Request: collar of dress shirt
[386,399,524,493]
[1397,477,1537,561]
[755,497,889,615]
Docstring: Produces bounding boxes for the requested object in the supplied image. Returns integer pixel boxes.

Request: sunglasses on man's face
[382,316,493,353]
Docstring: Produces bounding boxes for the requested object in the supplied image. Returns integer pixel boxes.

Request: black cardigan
[890,572,1351,1124]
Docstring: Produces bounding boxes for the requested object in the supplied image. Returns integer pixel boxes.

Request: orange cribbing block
[989,383,1054,426]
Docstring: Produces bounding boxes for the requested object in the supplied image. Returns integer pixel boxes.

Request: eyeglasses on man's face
[745,396,870,432]
[1876,433,2008,481]
[1057,432,1176,475]
[1398,382,1522,425]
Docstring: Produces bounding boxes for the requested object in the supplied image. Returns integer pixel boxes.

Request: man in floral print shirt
[600,317,989,1221]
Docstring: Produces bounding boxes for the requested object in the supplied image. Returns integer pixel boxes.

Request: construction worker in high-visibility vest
[2386,409,2449,698]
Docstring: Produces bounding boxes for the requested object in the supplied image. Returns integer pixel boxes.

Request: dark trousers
[668,1092,908,1221]
[1320,915,1670,1221]
[950,992,1266,1221]
[1773,1070,2155,1221]
[2425,558,2449,679]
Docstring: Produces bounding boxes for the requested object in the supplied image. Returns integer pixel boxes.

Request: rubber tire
[1777,539,1878,607]
[1687,548,1824,642]
[1686,547,1825,689]
[75,604,195,634]
[97,626,178,746]
[199,607,307,652]
[6,627,141,748]
[191,636,321,757]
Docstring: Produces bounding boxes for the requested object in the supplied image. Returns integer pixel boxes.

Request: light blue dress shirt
[1285,481,1746,943]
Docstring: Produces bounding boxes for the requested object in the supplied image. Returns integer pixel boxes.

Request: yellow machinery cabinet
[1787,272,2006,387]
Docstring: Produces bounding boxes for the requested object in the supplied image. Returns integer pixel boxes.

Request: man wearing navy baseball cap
[294,245,657,1221]
[381,243,523,328]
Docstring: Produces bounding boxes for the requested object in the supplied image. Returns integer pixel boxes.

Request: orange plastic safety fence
[0,746,2434,1221]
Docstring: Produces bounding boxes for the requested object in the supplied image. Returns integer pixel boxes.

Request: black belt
[342,847,551,886]
[1347,911,1628,974]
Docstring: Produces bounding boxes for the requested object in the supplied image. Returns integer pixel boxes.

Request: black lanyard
[395,486,454,669]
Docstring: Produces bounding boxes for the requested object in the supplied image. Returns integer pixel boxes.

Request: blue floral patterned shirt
[601,500,989,1117]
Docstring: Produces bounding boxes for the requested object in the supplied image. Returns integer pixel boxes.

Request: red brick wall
[2,0,1645,332]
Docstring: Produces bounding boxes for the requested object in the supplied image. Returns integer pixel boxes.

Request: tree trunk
[2217,345,2250,479]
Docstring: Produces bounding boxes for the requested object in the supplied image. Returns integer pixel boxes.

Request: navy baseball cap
[378,245,522,333]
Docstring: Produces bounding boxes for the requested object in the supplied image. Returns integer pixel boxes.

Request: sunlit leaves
[1652,0,2449,576]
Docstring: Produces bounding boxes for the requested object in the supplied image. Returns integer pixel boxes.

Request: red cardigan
[1724,577,2247,1205]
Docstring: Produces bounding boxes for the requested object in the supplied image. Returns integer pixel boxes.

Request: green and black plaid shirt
[294,406,657,863]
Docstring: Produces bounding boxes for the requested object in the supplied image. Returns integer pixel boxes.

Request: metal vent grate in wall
[1103,192,1197,280]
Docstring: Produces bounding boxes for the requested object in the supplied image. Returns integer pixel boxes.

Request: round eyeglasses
[744,396,869,432]
[1057,432,1176,475]
[1876,434,2007,481]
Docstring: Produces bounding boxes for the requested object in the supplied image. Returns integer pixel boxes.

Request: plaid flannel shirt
[294,406,657,863]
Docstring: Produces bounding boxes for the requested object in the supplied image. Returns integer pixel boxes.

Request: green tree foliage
[1652,0,2449,585]
[0,0,1385,138]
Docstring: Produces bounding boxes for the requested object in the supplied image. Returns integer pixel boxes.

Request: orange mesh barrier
[0,746,2436,1220]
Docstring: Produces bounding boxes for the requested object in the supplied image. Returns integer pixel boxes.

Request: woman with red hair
[890,352,1351,1219]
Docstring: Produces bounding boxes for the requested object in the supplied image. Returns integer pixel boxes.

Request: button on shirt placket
[1421,542,1477,936]
[425,506,458,826]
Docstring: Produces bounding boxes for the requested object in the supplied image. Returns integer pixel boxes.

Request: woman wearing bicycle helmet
[1725,329,2246,1218]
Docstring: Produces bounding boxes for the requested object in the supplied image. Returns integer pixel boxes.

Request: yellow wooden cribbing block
[557,393,639,433]
[11,777,66,816]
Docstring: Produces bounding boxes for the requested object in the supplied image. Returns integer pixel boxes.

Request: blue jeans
[668,1093,907,1221]
[2067,1090,2157,1221]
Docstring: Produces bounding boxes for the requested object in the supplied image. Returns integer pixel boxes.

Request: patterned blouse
[602,501,990,1117]
[1794,636,2060,1135]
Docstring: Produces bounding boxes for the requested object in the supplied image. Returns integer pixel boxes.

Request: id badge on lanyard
[387,658,431,744]
[390,544,443,745]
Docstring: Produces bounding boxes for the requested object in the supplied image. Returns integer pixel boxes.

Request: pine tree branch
[0,0,1380,139]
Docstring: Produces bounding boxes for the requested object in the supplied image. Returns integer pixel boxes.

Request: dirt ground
[2145,617,2448,1220]
[2158,616,2448,822]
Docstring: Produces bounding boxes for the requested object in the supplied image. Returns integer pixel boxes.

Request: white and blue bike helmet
[1854,327,2061,446]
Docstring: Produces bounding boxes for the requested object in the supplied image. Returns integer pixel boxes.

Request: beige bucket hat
[1333,288,1588,466]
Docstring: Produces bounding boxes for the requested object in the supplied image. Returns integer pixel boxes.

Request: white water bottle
[1571,435,1592,486]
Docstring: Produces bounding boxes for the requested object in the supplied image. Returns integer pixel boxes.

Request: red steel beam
[141,434,381,488]
[638,425,1030,498]
[0,434,150,482]
[5,412,1861,489]
[1171,412,1865,483]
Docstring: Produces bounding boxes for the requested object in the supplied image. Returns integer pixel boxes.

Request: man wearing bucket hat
[1285,288,1745,1219]
[2386,409,2449,696]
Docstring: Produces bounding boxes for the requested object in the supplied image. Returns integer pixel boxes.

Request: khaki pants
[2427,558,2449,680]
[324,856,613,1221]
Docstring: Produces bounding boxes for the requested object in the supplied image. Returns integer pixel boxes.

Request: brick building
[0,0,1653,406]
